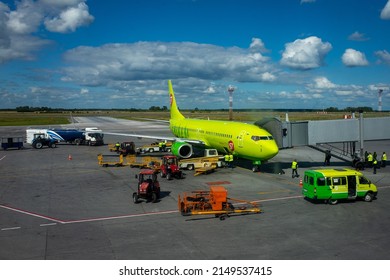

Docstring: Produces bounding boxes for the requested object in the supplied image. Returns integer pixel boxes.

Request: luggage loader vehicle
[178,186,261,220]
[302,168,378,205]
[132,169,161,203]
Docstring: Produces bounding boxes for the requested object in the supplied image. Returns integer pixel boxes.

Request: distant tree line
[325,106,373,112]
[0,105,375,112]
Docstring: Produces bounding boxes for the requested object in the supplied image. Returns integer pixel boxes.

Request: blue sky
[0,0,390,110]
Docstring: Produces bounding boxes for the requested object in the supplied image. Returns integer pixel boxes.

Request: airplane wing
[104,132,205,145]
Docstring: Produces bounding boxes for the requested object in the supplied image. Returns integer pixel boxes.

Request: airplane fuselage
[170,118,279,162]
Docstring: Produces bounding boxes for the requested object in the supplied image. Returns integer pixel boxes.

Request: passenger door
[347,176,357,198]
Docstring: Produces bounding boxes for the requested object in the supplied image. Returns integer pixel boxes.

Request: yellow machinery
[178,186,261,220]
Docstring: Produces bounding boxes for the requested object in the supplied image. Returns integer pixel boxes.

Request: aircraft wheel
[187,164,194,170]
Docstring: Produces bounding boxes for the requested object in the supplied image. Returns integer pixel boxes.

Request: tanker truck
[26,127,104,147]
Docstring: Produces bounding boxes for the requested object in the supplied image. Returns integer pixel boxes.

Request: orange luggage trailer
[178,186,261,220]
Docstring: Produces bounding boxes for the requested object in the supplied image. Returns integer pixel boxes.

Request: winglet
[168,80,185,120]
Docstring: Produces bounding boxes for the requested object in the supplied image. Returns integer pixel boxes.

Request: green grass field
[0,110,388,126]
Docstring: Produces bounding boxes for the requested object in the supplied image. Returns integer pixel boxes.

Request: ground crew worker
[291,159,299,178]
[162,141,167,152]
[224,154,230,168]
[324,150,331,166]
[373,158,378,174]
[115,142,120,152]
[367,152,373,168]
[382,152,387,168]
[228,154,234,168]
[158,141,167,152]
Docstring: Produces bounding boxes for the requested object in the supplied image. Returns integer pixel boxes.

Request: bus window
[359,176,370,184]
[332,177,346,185]
[309,176,314,185]
[317,177,326,186]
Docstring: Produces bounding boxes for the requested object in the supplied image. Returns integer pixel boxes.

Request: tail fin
[168,80,185,120]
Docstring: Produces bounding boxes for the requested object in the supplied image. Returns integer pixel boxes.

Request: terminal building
[259,112,390,167]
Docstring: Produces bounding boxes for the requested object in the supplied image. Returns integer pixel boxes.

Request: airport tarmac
[0,117,390,260]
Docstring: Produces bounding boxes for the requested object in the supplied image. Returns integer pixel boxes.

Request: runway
[0,117,389,260]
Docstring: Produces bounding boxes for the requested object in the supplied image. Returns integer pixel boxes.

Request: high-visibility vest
[291,161,298,169]
[367,154,373,161]
[229,155,233,162]
[382,153,387,161]
[224,155,229,161]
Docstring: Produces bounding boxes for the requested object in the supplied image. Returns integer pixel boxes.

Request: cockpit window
[251,136,272,141]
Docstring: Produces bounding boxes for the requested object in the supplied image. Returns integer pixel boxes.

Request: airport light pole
[359,110,364,161]
[228,85,235,121]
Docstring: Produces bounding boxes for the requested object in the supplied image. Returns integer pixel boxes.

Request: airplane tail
[168,80,185,120]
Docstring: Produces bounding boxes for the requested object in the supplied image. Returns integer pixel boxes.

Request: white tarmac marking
[40,223,57,227]
[1,227,21,231]
[63,210,179,224]
[0,155,6,161]
[2,186,389,229]
[0,205,65,224]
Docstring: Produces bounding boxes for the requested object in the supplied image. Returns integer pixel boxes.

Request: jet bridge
[259,114,390,164]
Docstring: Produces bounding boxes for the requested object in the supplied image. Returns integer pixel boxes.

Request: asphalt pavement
[0,117,389,260]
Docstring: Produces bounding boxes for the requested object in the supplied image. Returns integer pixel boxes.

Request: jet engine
[171,142,193,159]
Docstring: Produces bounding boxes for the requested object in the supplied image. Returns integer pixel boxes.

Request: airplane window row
[205,131,232,139]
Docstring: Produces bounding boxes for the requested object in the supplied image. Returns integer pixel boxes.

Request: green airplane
[168,80,278,171]
[108,80,279,171]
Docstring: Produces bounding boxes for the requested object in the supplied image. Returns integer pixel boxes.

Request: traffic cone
[299,178,303,187]
[68,154,72,160]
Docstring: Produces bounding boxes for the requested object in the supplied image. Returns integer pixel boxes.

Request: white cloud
[249,37,268,53]
[0,0,94,63]
[342,48,369,67]
[375,50,390,65]
[280,36,332,70]
[6,0,43,34]
[44,2,94,33]
[380,0,390,20]
[348,31,369,41]
[62,41,276,86]
[80,88,89,94]
[313,77,336,89]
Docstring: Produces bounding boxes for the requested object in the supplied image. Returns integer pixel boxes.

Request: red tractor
[160,155,184,180]
[133,169,160,203]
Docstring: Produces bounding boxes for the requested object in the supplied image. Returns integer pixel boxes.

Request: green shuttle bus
[302,168,378,205]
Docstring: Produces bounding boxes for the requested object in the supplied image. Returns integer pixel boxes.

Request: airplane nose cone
[266,141,279,159]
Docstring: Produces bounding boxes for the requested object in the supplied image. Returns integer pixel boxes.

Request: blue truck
[26,127,104,148]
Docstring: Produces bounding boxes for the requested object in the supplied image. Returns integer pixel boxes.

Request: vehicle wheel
[35,142,43,149]
[329,199,338,205]
[355,161,364,170]
[151,192,157,203]
[252,165,259,172]
[132,193,139,204]
[166,148,171,152]
[49,142,56,148]
[149,148,154,153]
[364,192,373,202]
[188,164,194,170]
